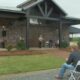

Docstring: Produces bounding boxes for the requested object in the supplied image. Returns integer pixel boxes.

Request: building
[0,0,80,48]
[69,27,80,38]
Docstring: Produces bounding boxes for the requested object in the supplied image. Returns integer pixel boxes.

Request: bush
[61,41,69,48]
[77,39,80,47]
[16,40,26,50]
[6,44,13,51]
[71,37,80,42]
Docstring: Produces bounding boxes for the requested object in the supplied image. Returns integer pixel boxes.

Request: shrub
[77,39,80,47]
[6,44,13,51]
[61,41,69,48]
[71,37,80,42]
[16,40,26,50]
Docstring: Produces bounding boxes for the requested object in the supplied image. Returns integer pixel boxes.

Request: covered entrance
[18,0,80,48]
[0,0,80,48]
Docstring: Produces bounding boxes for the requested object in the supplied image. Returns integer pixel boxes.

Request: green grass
[0,54,65,75]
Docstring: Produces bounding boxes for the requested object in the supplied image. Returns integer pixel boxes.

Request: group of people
[38,35,53,48]
[38,34,60,48]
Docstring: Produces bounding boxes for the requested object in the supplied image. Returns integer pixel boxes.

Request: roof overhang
[26,15,80,25]
[0,10,25,19]
[69,27,80,34]
[61,17,80,25]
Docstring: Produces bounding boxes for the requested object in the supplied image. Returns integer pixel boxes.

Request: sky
[54,0,80,18]
[0,0,80,28]
[54,0,80,28]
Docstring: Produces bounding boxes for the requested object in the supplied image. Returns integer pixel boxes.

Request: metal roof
[0,6,25,14]
[17,0,66,15]
[69,27,80,34]
[61,17,80,25]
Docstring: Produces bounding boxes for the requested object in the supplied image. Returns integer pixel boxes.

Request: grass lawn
[0,54,65,75]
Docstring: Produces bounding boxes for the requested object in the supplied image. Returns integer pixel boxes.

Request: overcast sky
[0,0,80,28]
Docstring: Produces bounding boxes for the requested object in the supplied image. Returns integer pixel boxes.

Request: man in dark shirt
[56,44,80,79]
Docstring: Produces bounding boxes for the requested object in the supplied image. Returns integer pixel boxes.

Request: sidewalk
[0,69,69,80]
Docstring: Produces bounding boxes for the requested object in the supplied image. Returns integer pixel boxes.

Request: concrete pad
[0,69,69,80]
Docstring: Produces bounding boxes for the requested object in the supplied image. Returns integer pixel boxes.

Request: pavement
[0,69,69,80]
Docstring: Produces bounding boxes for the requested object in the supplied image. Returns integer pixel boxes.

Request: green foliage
[77,38,80,47]
[6,44,13,51]
[71,37,80,42]
[16,40,26,50]
[61,41,69,48]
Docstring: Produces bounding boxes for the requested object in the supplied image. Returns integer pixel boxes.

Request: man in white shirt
[38,35,43,48]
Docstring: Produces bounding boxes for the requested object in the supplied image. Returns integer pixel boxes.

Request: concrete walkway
[0,69,69,80]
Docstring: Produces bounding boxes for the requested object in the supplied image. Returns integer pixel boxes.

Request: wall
[5,20,26,47]
[0,19,70,48]
[29,22,70,47]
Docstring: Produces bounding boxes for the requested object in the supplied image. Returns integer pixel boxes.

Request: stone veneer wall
[6,20,26,47]
[29,23,70,47]
[0,20,70,48]
[62,24,70,43]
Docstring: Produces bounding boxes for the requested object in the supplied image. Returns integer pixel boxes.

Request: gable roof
[17,0,66,15]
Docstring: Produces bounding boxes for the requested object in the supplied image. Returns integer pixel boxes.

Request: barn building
[0,0,80,48]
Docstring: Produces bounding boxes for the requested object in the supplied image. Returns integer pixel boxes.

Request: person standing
[38,35,44,48]
[55,39,59,48]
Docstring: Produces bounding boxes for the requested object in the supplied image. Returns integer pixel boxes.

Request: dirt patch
[49,49,70,59]
[38,48,70,59]
[0,50,45,56]
[0,48,70,59]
